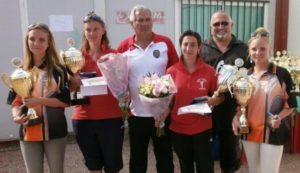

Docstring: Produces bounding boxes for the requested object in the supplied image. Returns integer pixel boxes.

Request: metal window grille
[181,0,270,42]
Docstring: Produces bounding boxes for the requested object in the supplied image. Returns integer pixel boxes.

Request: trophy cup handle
[11,57,23,68]
[227,76,235,97]
[1,73,12,89]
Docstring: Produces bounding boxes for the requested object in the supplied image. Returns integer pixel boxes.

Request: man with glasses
[117,4,178,173]
[201,11,250,173]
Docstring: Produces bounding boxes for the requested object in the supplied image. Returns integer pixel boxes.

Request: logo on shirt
[153,50,160,58]
[197,78,207,90]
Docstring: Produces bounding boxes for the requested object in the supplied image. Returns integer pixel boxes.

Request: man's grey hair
[129,5,152,22]
[210,10,233,24]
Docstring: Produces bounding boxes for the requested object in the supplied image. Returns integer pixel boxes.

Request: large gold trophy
[1,57,41,126]
[232,68,255,134]
[60,38,87,105]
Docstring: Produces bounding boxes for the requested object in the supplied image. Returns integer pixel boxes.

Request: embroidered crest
[153,50,160,58]
[197,78,207,90]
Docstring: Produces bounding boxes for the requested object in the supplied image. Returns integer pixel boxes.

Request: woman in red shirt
[167,30,224,173]
[70,12,123,173]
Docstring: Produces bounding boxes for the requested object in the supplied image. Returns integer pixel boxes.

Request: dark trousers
[171,129,214,173]
[214,127,241,173]
[213,96,241,173]
[72,118,124,173]
[128,116,174,173]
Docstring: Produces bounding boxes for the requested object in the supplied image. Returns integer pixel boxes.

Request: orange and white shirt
[246,64,296,144]
[12,66,70,141]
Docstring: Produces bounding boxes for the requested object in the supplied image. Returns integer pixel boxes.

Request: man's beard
[215,32,228,40]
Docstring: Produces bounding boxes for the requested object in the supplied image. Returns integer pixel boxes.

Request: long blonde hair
[23,23,65,88]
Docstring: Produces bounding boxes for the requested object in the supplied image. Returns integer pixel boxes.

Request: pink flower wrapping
[139,94,173,117]
[138,74,177,136]
[97,53,129,123]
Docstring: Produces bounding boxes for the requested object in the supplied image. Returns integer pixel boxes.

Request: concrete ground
[0,132,299,173]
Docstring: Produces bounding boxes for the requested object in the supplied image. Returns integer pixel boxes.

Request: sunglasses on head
[250,31,269,38]
[83,11,102,23]
[212,21,229,27]
[28,23,49,30]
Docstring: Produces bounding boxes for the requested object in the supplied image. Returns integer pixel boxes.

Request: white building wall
[0,0,24,141]
[288,0,300,55]
[105,0,176,48]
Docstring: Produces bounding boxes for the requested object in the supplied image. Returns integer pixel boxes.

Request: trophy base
[239,126,250,134]
[70,97,90,105]
[70,91,90,105]
[24,116,44,127]
[18,106,28,116]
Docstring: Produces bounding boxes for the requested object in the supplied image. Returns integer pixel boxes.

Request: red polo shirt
[167,57,217,135]
[72,45,121,120]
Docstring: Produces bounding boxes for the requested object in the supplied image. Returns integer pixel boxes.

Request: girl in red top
[70,12,123,173]
[167,30,224,173]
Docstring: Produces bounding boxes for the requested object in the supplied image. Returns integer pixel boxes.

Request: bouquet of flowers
[138,73,177,136]
[97,53,129,126]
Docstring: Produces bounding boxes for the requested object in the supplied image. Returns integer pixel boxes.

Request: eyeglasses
[250,31,269,38]
[83,11,102,23]
[212,21,229,27]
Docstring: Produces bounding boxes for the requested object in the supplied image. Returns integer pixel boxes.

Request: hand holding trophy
[60,38,87,105]
[213,64,238,97]
[213,58,247,97]
[232,68,255,134]
[1,57,41,126]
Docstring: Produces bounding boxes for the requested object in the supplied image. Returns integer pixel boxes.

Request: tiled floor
[0,133,299,173]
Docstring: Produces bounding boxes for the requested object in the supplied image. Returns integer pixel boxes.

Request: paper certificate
[177,102,212,115]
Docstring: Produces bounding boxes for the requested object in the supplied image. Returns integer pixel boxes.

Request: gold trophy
[289,54,300,93]
[60,38,87,105]
[270,50,300,93]
[232,68,255,134]
[1,57,41,126]
[291,68,300,93]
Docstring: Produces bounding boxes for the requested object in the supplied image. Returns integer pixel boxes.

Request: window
[181,0,270,42]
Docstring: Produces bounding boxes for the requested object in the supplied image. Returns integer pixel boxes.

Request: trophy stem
[295,84,300,93]
[239,106,250,134]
